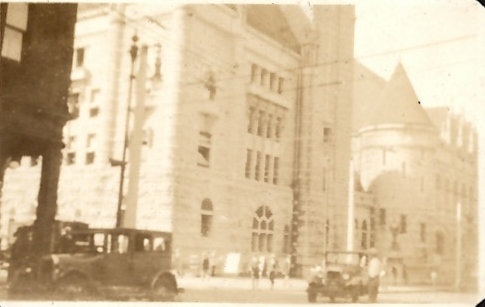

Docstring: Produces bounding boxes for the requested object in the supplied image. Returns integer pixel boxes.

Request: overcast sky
[352,0,483,125]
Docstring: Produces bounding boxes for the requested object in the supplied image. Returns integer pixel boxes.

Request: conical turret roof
[364,62,434,128]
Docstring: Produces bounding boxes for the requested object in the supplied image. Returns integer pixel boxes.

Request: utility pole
[115,34,138,228]
[455,202,462,291]
[124,45,148,228]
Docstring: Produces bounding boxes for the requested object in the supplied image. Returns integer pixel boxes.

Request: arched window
[201,198,213,237]
[361,220,368,250]
[251,206,274,252]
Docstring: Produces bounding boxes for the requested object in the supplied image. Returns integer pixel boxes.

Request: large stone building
[1,4,356,277]
[351,62,478,288]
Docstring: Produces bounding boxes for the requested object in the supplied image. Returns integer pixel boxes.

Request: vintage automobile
[7,221,89,292]
[37,227,181,301]
[307,250,369,303]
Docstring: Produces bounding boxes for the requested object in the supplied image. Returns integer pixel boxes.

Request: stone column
[31,143,63,260]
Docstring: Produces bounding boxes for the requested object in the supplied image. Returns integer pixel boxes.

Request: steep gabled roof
[364,62,434,128]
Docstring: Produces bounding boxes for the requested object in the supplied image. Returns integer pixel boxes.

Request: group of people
[250,254,292,290]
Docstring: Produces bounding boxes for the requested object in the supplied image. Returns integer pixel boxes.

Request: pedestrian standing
[210,251,217,277]
[251,256,260,290]
[268,254,277,290]
[367,248,381,303]
[282,254,292,288]
[391,266,398,285]
[202,253,210,280]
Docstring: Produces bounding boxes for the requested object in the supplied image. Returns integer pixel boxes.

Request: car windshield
[326,253,360,265]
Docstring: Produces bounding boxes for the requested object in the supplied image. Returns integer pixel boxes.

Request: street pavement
[0,270,481,305]
[177,275,481,305]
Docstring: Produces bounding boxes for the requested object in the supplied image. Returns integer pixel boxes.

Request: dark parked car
[307,250,369,303]
[37,227,181,301]
[7,221,89,291]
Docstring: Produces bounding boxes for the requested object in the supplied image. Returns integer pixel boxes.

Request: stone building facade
[1,4,356,277]
[351,62,478,288]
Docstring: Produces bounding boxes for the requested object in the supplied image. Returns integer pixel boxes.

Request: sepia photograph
[0,1,483,306]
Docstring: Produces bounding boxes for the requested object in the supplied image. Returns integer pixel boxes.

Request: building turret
[355,62,439,277]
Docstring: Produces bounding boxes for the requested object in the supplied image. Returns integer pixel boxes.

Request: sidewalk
[176,275,454,294]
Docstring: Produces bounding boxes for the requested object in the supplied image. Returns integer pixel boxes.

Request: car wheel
[329,295,336,303]
[152,274,178,302]
[307,291,317,303]
[56,274,96,300]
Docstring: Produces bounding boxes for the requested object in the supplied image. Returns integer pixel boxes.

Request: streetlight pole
[455,202,462,291]
[116,33,138,228]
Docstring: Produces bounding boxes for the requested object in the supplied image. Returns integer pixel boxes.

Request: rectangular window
[400,214,407,234]
[379,208,386,226]
[75,47,85,67]
[266,115,273,138]
[1,3,28,62]
[247,106,255,133]
[89,107,99,117]
[250,64,258,83]
[323,127,332,143]
[275,117,282,141]
[260,68,267,87]
[420,223,426,243]
[245,149,252,178]
[197,132,211,167]
[264,155,271,183]
[86,152,95,165]
[257,111,265,137]
[436,174,441,190]
[255,152,262,181]
[273,157,279,185]
[278,77,284,94]
[66,152,76,165]
[269,73,277,91]
[67,93,80,119]
[382,149,387,165]
[420,176,424,192]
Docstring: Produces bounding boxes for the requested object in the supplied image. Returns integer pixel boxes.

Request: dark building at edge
[0,3,78,258]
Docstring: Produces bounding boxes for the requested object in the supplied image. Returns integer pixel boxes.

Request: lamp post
[115,33,138,228]
[455,202,462,291]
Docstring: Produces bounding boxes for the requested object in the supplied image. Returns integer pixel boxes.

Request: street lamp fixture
[115,33,138,228]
